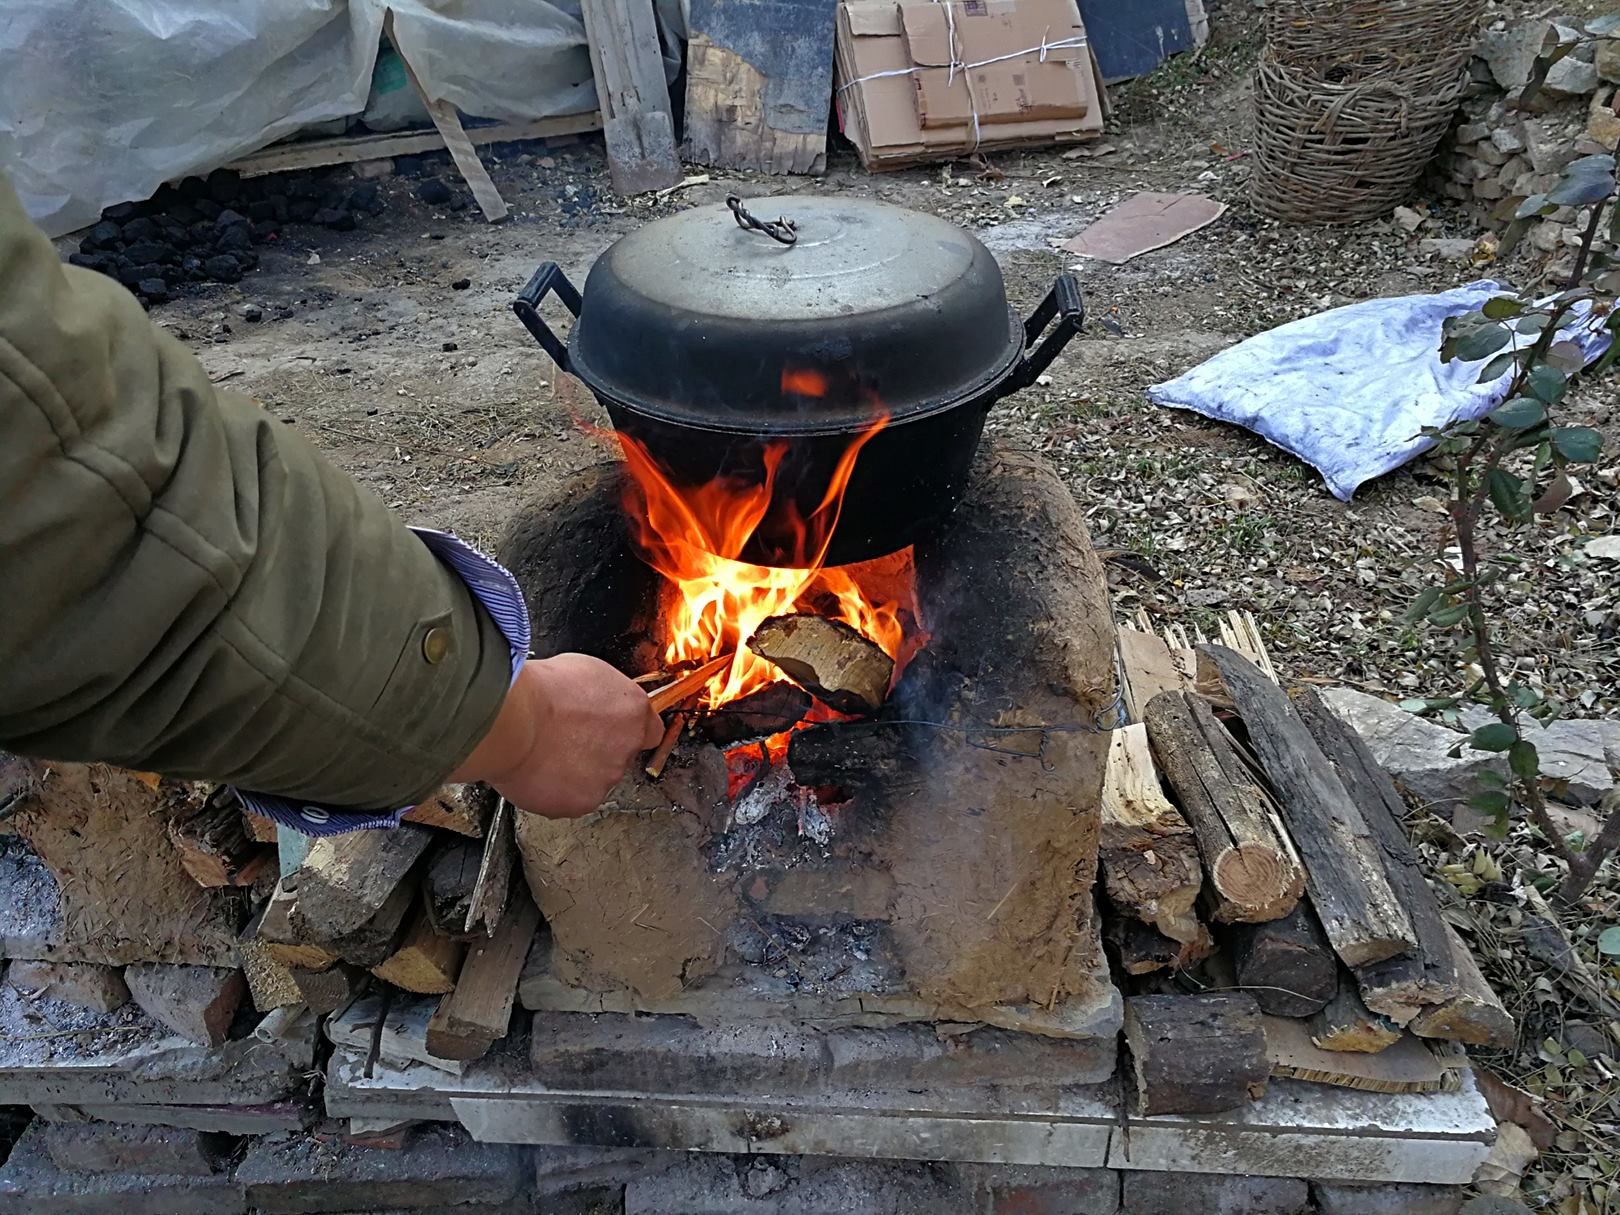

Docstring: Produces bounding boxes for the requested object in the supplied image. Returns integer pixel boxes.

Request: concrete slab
[42,1119,229,1176]
[623,1153,963,1215]
[0,1120,245,1215]
[1108,1072,1497,1185]
[0,984,316,1107]
[234,1125,524,1213]
[33,1100,312,1135]
[1123,1170,1310,1215]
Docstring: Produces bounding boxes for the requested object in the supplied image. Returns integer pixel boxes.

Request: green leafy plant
[1416,64,1620,904]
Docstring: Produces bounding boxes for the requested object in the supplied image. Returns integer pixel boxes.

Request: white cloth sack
[1147,281,1612,502]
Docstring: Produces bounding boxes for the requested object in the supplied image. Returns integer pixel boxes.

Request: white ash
[731,763,793,828]
[798,802,833,845]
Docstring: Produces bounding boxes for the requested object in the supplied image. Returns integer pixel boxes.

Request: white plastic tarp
[0,0,684,238]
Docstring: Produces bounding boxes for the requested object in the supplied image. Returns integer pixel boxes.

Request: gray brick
[1313,1180,1466,1215]
[960,1162,1120,1214]
[536,1144,681,1195]
[1122,1170,1311,1215]
[43,1119,229,1176]
[0,1121,244,1215]
[235,1126,523,1213]
[624,1154,962,1214]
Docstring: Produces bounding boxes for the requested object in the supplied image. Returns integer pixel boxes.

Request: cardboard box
[835,0,1107,170]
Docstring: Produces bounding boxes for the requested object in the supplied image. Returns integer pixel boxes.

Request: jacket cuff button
[422,626,452,665]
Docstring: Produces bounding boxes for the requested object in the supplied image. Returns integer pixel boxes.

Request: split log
[290,963,367,1015]
[1098,724,1204,944]
[465,797,516,937]
[1143,691,1304,924]
[165,788,273,888]
[372,910,465,995]
[259,880,339,973]
[403,785,490,838]
[786,720,925,802]
[424,839,483,940]
[290,824,433,941]
[1310,973,1403,1053]
[1196,646,1418,968]
[1124,993,1269,1116]
[1411,925,1517,1049]
[1116,627,1186,721]
[1106,916,1215,976]
[327,878,417,969]
[748,614,894,715]
[237,905,303,1012]
[426,889,542,1061]
[1228,902,1337,1017]
[243,812,279,844]
[696,682,813,747]
[1293,688,1460,1022]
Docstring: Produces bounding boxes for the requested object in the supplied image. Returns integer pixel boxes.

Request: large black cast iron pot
[513,195,1083,567]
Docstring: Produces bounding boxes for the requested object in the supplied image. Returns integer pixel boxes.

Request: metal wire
[727,195,798,245]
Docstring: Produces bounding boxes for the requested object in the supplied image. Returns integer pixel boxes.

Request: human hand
[450,654,665,817]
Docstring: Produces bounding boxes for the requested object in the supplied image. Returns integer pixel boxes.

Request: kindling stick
[647,653,734,714]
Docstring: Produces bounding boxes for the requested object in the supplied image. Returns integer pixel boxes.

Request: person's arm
[0,174,656,823]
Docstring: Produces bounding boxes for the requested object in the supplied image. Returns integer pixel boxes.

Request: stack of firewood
[170,783,536,1065]
[1103,614,1513,1118]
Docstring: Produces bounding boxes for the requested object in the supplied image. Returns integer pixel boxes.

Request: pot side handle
[511,263,582,374]
[1002,273,1085,396]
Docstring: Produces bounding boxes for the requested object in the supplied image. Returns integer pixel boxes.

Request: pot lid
[567,195,1022,433]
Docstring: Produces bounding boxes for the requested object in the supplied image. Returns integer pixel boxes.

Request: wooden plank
[1143,691,1305,924]
[427,888,541,1061]
[1411,925,1517,1049]
[1228,901,1337,1017]
[1196,646,1418,968]
[1097,724,1204,945]
[1311,972,1403,1053]
[228,112,602,177]
[372,910,465,995]
[581,0,682,194]
[1116,627,1186,721]
[290,824,434,942]
[683,0,838,174]
[386,12,509,222]
[1123,994,1269,1116]
[1266,1016,1460,1094]
[404,785,489,838]
[1293,688,1460,1023]
[466,797,517,937]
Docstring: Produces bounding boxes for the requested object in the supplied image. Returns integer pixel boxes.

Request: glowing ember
[614,381,920,714]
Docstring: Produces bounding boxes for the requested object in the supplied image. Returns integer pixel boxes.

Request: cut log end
[1211,843,1301,923]
[747,613,894,715]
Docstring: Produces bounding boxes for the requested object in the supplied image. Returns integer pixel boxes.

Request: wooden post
[1124,994,1269,1115]
[1228,901,1337,1017]
[1293,688,1460,1022]
[1097,724,1205,945]
[1196,647,1418,968]
[1143,691,1304,924]
[580,0,683,194]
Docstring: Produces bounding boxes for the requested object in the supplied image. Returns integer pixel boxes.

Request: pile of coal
[65,168,390,308]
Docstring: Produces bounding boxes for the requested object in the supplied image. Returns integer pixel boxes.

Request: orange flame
[614,385,917,711]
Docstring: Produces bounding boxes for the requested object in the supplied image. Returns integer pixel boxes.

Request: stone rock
[1531,221,1565,253]
[1473,178,1507,201]
[125,964,246,1047]
[1457,121,1492,144]
[1392,206,1426,232]
[1314,1180,1466,1215]
[1472,140,1508,167]
[1490,126,1527,155]
[42,1121,229,1177]
[1456,710,1616,806]
[1122,1170,1312,1215]
[1523,117,1579,174]
[236,1126,522,1214]
[1480,23,1553,89]
[1499,155,1528,183]
[5,960,129,1013]
[0,1121,244,1215]
[1598,36,1620,85]
[1317,688,1506,813]
[1420,238,1478,260]
[1544,56,1601,99]
[1589,90,1620,148]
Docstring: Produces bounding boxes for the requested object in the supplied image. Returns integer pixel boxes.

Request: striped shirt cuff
[235,527,531,837]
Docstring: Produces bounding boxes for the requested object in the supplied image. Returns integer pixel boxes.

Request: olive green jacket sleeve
[0,176,511,810]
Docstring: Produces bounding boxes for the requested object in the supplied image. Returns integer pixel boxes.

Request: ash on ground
[725,916,901,998]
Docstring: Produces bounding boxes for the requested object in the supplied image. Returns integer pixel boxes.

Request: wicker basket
[1250,0,1487,224]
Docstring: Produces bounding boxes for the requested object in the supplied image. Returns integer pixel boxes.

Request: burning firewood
[746,613,894,715]
[647,653,735,714]
[695,682,812,748]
